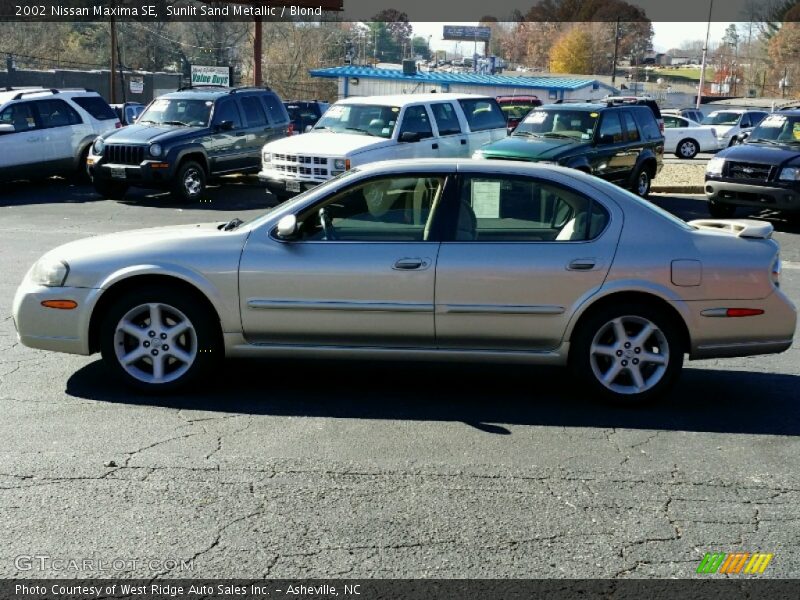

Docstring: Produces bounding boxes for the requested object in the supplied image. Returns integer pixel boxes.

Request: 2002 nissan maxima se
[13,159,797,403]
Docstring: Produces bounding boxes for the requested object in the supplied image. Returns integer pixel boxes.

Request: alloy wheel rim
[589,315,669,395]
[680,141,696,157]
[637,172,649,196]
[184,169,202,196]
[113,302,197,384]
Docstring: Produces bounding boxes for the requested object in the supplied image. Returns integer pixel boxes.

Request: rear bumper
[686,289,797,360]
[705,178,800,211]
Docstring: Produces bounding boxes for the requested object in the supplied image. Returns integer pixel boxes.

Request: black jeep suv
[89,86,290,201]
[475,102,664,197]
[705,110,800,217]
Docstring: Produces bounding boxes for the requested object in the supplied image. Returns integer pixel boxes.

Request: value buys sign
[190,65,230,87]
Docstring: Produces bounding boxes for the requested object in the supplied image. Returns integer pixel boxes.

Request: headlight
[262,152,271,163]
[472,150,485,159]
[149,143,162,158]
[333,158,347,170]
[30,258,69,287]
[778,167,800,181]
[93,138,104,155]
[707,157,725,176]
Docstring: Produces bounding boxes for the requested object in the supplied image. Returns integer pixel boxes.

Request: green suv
[474,103,664,197]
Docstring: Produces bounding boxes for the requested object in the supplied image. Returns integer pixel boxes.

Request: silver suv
[0,88,119,182]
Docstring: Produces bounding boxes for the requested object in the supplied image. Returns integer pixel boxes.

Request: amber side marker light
[41,300,78,310]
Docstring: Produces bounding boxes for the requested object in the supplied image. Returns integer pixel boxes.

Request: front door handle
[460,139,467,145]
[567,258,597,271]
[432,143,439,150]
[393,257,430,271]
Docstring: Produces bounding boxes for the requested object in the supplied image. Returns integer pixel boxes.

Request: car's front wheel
[570,303,684,404]
[99,286,220,392]
[676,139,699,159]
[708,200,736,218]
[171,160,206,203]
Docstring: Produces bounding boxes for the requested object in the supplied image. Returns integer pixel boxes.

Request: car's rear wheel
[94,179,128,199]
[708,200,736,218]
[71,145,92,183]
[676,139,699,159]
[632,167,652,198]
[570,303,684,404]
[99,286,220,392]
[171,160,206,203]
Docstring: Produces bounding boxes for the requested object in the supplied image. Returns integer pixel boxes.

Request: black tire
[632,166,652,198]
[93,179,128,200]
[569,302,684,405]
[171,160,206,203]
[675,138,699,159]
[70,145,92,184]
[708,200,736,218]
[99,285,221,393]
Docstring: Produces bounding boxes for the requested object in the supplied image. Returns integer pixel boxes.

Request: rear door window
[458,98,507,132]
[34,99,82,128]
[71,96,117,120]
[622,111,640,142]
[240,95,268,128]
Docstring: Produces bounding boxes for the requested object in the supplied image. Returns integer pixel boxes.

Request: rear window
[458,98,507,132]
[71,96,117,120]
[631,108,662,141]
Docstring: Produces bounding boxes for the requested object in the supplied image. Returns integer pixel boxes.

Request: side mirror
[215,120,234,132]
[304,125,313,133]
[400,131,420,143]
[276,214,298,239]
[0,123,16,134]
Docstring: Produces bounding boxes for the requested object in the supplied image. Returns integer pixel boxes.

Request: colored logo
[696,552,773,574]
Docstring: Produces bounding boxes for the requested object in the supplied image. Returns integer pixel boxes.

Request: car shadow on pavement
[66,359,800,436]
[0,178,102,207]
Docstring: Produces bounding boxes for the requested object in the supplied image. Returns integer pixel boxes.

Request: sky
[409,21,741,55]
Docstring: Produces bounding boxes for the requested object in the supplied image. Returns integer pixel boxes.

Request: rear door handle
[460,139,467,145]
[567,258,597,271]
[234,132,246,137]
[431,143,439,150]
[393,257,430,271]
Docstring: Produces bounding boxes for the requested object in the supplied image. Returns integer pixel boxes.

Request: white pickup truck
[259,93,508,199]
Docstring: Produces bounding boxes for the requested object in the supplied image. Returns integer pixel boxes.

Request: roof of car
[336,93,492,106]
[496,95,540,102]
[160,86,273,100]
[0,87,102,105]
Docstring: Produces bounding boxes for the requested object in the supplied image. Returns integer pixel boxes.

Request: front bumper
[12,280,100,355]
[705,178,800,211]
[258,170,324,197]
[89,158,175,188]
[686,289,797,360]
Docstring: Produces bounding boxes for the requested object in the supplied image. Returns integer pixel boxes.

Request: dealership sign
[190,65,230,87]
[442,25,491,41]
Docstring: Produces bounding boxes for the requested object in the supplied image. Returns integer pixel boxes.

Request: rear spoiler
[688,219,774,239]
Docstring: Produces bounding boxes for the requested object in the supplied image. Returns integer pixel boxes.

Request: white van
[259,93,508,199]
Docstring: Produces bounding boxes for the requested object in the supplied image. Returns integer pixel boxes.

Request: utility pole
[110,17,117,103]
[611,17,620,85]
[116,33,126,103]
[696,0,713,109]
[253,17,262,86]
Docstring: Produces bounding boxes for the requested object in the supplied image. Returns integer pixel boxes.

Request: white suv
[0,88,120,182]
[259,93,508,199]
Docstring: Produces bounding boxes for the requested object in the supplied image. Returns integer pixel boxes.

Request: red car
[497,95,542,133]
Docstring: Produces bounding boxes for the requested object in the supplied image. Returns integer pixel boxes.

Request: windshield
[138,98,212,127]
[749,113,800,144]
[701,111,740,126]
[314,104,400,138]
[513,108,598,140]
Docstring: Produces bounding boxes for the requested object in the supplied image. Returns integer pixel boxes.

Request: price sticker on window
[471,181,502,219]
[760,115,786,128]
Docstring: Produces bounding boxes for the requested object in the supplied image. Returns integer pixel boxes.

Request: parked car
[700,109,769,148]
[14,159,795,403]
[604,95,664,132]
[496,95,542,133]
[284,100,329,135]
[662,114,721,158]
[111,102,145,126]
[0,87,119,182]
[474,103,664,197]
[88,86,290,202]
[662,107,705,124]
[259,93,508,200]
[705,110,800,217]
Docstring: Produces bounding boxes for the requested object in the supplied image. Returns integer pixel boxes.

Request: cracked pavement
[1,183,800,578]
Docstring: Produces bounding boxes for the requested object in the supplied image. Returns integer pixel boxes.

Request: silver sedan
[13,159,797,403]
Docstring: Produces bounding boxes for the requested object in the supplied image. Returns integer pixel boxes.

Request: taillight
[287,123,295,136]
[659,121,664,133]
[115,121,122,129]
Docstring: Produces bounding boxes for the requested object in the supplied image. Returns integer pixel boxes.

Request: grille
[726,161,772,182]
[105,145,146,165]
[271,154,331,180]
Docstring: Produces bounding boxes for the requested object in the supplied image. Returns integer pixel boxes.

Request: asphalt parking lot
[1,179,799,579]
